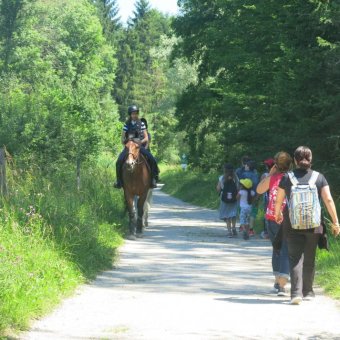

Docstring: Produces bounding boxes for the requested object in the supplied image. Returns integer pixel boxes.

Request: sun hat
[240,178,253,190]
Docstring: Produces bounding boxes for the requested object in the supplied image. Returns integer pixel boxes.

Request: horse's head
[125,140,140,172]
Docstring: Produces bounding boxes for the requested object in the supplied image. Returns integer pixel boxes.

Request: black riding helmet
[128,105,139,115]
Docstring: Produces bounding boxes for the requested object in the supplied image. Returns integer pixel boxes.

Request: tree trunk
[0,147,7,195]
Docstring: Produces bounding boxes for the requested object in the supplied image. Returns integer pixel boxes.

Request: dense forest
[0,0,196,169]
[1,0,338,177]
[0,0,339,334]
[173,0,340,186]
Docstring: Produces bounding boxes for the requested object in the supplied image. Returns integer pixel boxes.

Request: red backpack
[265,173,286,221]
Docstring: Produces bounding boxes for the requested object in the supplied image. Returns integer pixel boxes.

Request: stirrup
[151,179,157,189]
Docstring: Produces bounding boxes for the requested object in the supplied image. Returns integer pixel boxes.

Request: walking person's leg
[242,207,251,240]
[232,216,237,236]
[249,204,258,236]
[262,218,269,239]
[277,239,290,296]
[226,218,233,237]
[302,233,320,299]
[287,232,305,304]
[239,208,247,238]
[267,221,280,290]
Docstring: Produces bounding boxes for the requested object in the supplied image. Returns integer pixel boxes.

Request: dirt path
[23,188,340,339]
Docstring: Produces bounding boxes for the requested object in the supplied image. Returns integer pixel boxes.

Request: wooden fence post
[0,147,7,195]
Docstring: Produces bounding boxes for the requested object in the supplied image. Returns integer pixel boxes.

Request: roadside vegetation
[0,157,125,336]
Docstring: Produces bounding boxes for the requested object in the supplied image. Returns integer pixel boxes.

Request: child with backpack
[275,146,340,305]
[237,178,256,240]
[236,159,259,236]
[217,164,238,238]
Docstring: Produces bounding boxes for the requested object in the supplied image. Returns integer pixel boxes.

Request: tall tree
[0,0,120,170]
[131,0,151,24]
[173,0,340,180]
[114,7,171,118]
[94,0,121,39]
[0,0,35,72]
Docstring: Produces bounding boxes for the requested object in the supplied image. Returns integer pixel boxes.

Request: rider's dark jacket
[123,119,146,141]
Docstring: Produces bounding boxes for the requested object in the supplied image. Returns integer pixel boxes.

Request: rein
[127,152,145,165]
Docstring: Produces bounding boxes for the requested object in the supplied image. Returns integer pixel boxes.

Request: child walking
[217,164,238,238]
[237,179,255,240]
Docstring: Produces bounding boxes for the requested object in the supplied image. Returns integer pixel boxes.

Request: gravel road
[23,187,340,340]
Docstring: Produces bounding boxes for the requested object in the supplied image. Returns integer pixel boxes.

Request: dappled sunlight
[23,188,340,340]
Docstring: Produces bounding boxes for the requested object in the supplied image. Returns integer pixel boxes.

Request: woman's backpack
[288,171,321,230]
[222,178,238,203]
[265,173,286,221]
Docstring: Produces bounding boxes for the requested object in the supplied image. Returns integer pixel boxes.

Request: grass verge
[160,165,220,209]
[315,236,340,299]
[161,165,340,299]
[0,157,125,336]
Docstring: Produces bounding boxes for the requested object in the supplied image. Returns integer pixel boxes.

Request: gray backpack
[287,171,321,230]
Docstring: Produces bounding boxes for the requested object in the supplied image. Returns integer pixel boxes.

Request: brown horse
[122,140,151,239]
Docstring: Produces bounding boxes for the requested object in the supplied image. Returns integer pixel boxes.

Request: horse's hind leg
[143,207,149,228]
[125,192,136,239]
[143,190,152,227]
[136,194,147,237]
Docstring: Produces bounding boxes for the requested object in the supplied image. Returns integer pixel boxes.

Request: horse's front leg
[125,191,136,239]
[136,193,147,237]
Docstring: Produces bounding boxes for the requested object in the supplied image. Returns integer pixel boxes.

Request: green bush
[0,161,125,335]
[316,214,340,299]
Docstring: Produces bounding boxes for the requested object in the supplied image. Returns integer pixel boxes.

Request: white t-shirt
[239,189,255,208]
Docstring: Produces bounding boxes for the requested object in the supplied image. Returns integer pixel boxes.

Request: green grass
[160,165,220,209]
[315,232,340,299]
[0,157,126,336]
[161,165,340,299]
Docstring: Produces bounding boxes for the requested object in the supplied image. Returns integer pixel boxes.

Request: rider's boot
[114,180,123,189]
[115,162,123,189]
[114,172,123,189]
[151,178,157,189]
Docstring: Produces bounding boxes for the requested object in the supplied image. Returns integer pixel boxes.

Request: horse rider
[141,116,160,182]
[141,118,151,150]
[114,105,159,189]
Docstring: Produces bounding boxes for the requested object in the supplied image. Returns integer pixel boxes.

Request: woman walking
[257,152,292,296]
[275,146,340,305]
[217,164,239,237]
